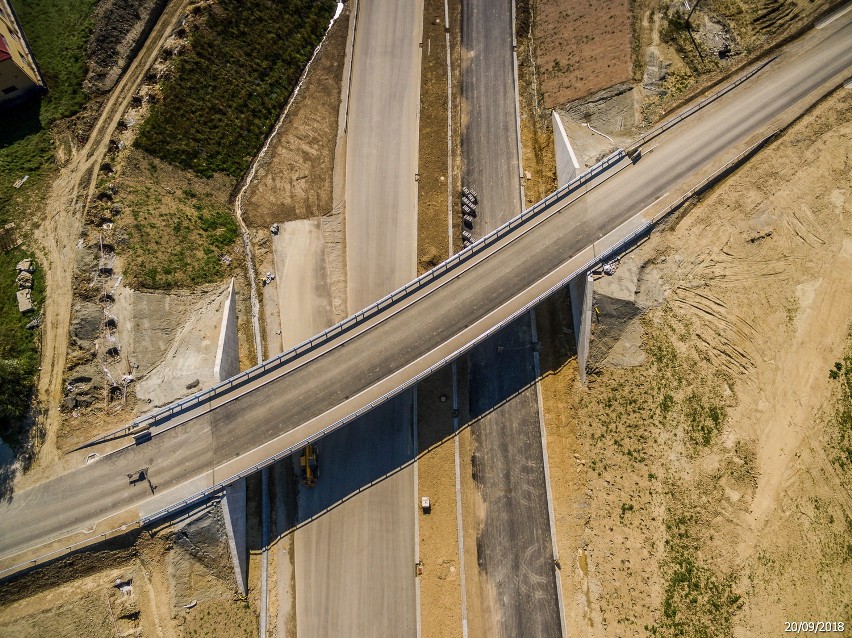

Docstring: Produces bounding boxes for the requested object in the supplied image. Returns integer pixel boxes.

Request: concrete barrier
[552,111,580,186]
[213,279,239,382]
[568,274,593,384]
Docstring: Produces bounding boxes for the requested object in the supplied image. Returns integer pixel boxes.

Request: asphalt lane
[293,393,417,638]
[461,0,522,235]
[1,18,850,568]
[345,0,423,311]
[465,317,563,637]
[297,0,422,634]
[461,0,562,634]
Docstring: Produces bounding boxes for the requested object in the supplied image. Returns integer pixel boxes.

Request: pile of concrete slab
[14,259,35,314]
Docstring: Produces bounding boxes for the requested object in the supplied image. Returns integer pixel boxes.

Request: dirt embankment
[85,0,170,96]
[525,0,838,168]
[0,506,257,638]
[537,89,851,637]
[240,7,349,228]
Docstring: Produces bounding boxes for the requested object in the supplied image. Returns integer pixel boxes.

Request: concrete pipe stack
[461,186,478,247]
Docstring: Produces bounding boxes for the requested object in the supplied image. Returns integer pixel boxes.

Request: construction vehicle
[300,444,319,487]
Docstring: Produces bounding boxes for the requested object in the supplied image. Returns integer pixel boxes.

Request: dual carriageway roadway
[1,14,850,617]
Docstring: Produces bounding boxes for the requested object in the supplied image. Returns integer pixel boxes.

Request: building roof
[0,35,11,62]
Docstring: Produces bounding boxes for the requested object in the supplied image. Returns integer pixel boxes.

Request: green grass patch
[136,0,336,178]
[0,248,44,445]
[0,101,52,228]
[645,508,743,637]
[2,0,97,223]
[120,161,239,290]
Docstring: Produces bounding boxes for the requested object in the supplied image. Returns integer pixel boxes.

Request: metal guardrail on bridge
[86,53,781,449]
[86,150,628,447]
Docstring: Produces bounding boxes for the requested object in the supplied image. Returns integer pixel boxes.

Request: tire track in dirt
[26,0,192,483]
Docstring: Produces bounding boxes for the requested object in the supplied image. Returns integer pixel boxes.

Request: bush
[136,0,336,178]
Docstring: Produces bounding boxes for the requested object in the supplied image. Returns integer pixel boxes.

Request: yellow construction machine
[300,444,319,487]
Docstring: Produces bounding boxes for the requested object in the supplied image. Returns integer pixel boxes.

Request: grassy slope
[0,0,95,441]
[118,154,239,290]
[136,0,336,178]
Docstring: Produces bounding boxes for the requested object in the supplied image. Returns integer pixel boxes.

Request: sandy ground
[533,0,633,108]
[272,220,334,349]
[534,89,852,636]
[130,283,230,408]
[0,506,257,638]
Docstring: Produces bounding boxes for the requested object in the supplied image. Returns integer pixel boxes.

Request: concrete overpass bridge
[1,16,850,579]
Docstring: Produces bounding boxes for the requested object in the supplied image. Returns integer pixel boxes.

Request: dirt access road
[24,0,192,488]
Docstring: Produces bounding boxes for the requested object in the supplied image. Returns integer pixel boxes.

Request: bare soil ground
[532,0,633,108]
[24,0,194,485]
[536,89,852,636]
[636,0,838,124]
[532,1,838,153]
[240,7,349,228]
[0,505,257,638]
[417,0,453,272]
[416,0,468,635]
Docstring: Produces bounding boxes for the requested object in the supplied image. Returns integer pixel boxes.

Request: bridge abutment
[568,274,593,384]
[221,478,248,595]
[553,111,593,383]
[214,278,239,383]
[213,278,247,593]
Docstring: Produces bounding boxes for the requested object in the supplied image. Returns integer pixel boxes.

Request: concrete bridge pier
[552,111,593,382]
[568,274,593,384]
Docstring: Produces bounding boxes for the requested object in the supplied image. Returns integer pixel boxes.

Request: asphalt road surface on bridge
[1,16,849,574]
